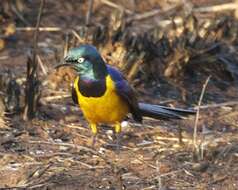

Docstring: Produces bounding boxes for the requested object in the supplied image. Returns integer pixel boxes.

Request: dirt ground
[0,0,238,189]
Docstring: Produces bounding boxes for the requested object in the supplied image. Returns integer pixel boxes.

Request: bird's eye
[77,57,85,63]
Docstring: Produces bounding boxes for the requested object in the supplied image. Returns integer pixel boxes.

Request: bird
[56,44,195,147]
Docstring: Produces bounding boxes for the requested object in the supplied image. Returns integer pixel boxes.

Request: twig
[209,175,229,185]
[33,1,45,74]
[217,111,238,120]
[128,8,163,21]
[160,169,183,177]
[29,139,125,187]
[64,123,88,131]
[27,140,120,171]
[23,0,45,120]
[41,94,71,102]
[126,3,182,22]
[11,3,30,26]
[193,76,211,155]
[127,54,144,81]
[39,102,79,112]
[32,0,44,90]
[156,160,162,189]
[26,163,53,182]
[194,2,237,13]
[100,0,133,14]
[183,168,195,177]
[37,55,48,75]
[28,183,50,189]
[71,30,85,43]
[195,101,238,109]
[86,0,94,26]
[64,31,69,57]
[0,183,48,190]
[28,140,98,154]
[121,173,139,180]
[0,56,9,60]
[135,157,157,170]
[16,27,62,32]
[136,141,154,147]
[142,185,157,190]
[75,160,104,169]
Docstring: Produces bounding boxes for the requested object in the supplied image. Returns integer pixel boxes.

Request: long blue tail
[139,103,196,119]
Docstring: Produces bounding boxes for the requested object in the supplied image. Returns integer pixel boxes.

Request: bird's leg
[90,123,97,147]
[114,122,122,152]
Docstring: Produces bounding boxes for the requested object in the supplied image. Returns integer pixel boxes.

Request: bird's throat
[77,77,106,97]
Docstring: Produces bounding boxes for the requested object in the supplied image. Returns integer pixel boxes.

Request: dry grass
[0,0,238,189]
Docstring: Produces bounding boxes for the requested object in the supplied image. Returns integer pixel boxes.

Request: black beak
[55,56,77,69]
[55,62,72,69]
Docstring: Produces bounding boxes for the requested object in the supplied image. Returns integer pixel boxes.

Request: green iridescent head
[57,45,107,79]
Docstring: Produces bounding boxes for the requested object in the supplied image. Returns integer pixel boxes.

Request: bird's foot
[91,134,97,148]
[115,133,122,154]
[90,123,97,148]
[114,123,122,153]
[103,133,122,152]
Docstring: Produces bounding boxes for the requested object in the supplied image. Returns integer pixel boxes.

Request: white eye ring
[77,57,85,63]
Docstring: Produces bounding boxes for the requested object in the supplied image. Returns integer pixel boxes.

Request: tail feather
[138,103,196,120]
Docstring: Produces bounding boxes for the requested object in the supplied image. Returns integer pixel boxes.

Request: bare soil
[0,0,238,189]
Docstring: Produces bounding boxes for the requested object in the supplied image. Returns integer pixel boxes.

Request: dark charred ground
[0,0,238,189]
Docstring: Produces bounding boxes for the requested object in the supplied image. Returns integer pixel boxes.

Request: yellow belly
[74,75,129,124]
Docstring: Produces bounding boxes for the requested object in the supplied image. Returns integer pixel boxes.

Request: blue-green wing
[107,66,142,122]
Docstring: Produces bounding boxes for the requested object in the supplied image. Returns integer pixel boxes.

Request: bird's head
[56,45,107,80]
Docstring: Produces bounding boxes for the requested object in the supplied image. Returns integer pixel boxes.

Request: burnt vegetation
[0,0,238,189]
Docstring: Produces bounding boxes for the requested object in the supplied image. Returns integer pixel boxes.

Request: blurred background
[0,0,238,189]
